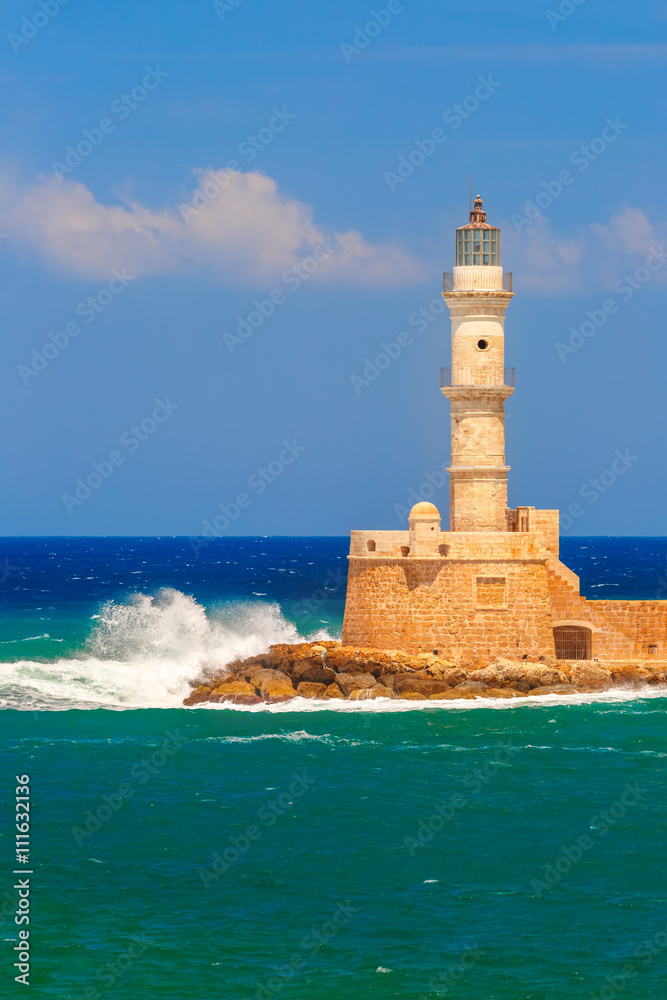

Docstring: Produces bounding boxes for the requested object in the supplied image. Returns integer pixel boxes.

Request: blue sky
[1,0,666,536]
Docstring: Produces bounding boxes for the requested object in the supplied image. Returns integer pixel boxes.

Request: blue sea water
[1,536,667,998]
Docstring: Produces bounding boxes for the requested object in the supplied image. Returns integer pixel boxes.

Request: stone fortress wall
[342,506,667,665]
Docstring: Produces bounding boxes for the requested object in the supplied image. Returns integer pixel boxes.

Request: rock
[529,684,577,696]
[537,654,558,667]
[251,668,294,687]
[267,643,313,664]
[241,663,269,679]
[399,691,426,700]
[609,663,651,687]
[454,680,488,693]
[349,688,374,700]
[219,660,246,674]
[486,687,525,699]
[296,682,328,699]
[240,654,269,668]
[336,672,377,696]
[429,690,478,700]
[424,662,457,679]
[394,676,453,696]
[251,669,296,701]
[292,660,337,685]
[567,663,613,688]
[322,685,346,699]
[210,680,257,697]
[183,685,212,706]
[325,646,409,676]
[212,693,263,705]
[318,646,363,673]
[368,684,395,699]
[204,672,235,688]
[473,660,565,689]
[349,684,395,700]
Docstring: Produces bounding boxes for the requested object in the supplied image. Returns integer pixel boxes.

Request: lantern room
[455,195,500,266]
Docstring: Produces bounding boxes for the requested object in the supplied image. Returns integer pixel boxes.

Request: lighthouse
[341,195,666,665]
[442,195,514,532]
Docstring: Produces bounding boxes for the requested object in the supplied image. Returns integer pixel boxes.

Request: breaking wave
[0,589,326,711]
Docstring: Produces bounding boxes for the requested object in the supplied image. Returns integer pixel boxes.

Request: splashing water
[0,590,320,711]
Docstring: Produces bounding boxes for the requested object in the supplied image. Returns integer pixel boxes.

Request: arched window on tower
[366,539,376,552]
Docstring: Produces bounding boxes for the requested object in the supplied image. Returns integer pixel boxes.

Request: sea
[1,536,666,999]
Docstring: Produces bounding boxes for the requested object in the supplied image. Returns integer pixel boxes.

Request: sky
[1,0,666,536]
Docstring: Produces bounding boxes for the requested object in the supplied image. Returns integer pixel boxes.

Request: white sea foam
[196,687,667,713]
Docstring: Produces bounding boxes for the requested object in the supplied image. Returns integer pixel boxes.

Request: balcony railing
[443,272,513,293]
[441,366,515,388]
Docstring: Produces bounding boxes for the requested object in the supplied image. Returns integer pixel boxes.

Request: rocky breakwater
[183,642,667,706]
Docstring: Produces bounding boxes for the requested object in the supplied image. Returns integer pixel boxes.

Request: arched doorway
[553,625,592,660]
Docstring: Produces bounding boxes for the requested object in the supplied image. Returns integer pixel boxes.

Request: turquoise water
[1,537,667,997]
[4,702,667,998]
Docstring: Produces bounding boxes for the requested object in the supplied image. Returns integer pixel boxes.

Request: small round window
[477,339,489,350]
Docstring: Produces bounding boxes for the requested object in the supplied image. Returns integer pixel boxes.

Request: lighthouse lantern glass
[456,228,500,266]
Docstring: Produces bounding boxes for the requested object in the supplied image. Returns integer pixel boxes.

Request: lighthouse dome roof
[409,502,441,519]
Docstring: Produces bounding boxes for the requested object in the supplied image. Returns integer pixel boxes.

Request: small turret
[408,502,441,555]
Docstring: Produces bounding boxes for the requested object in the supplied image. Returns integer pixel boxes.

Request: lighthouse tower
[442,195,514,532]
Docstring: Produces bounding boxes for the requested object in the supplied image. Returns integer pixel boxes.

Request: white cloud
[502,206,667,294]
[0,168,428,288]
[590,205,659,255]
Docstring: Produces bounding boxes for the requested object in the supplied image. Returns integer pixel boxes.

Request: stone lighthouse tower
[442,195,514,532]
